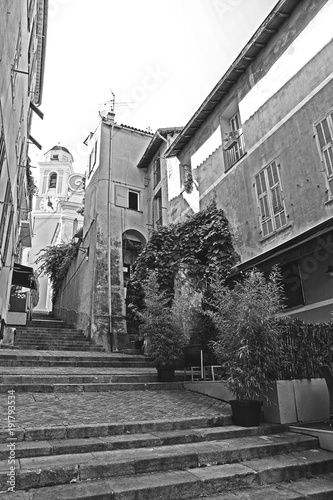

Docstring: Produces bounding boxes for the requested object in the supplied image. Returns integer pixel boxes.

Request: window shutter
[115,185,128,208]
[316,116,333,183]
[255,160,286,237]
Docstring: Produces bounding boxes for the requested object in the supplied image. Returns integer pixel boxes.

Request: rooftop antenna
[97,89,134,118]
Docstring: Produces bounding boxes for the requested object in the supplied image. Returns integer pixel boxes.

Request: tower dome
[44,144,74,162]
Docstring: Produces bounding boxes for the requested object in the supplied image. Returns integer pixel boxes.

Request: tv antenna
[98,89,134,119]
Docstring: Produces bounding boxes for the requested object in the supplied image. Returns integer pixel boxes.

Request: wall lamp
[72,235,89,260]
[78,246,89,261]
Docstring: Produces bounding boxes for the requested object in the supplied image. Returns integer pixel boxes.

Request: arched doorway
[122,230,146,341]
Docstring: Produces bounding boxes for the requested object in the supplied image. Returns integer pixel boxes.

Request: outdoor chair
[183,344,221,381]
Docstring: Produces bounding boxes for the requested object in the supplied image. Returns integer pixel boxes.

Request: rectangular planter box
[7,311,27,326]
[263,378,329,424]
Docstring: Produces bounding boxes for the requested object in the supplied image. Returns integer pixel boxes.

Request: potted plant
[208,267,285,426]
[139,271,185,382]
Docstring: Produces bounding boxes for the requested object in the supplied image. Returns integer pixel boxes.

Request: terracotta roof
[118,123,154,136]
[166,0,302,158]
[137,127,183,169]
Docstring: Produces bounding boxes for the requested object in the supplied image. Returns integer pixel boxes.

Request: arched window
[48,172,57,189]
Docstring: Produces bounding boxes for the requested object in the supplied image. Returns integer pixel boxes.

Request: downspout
[107,112,118,351]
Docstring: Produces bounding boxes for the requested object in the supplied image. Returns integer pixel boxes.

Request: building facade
[0,0,48,329]
[136,127,192,230]
[27,145,84,312]
[166,0,333,322]
[54,113,153,350]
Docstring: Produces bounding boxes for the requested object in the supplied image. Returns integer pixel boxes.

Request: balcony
[224,130,246,170]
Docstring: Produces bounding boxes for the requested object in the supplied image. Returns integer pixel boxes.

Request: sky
[29,0,278,174]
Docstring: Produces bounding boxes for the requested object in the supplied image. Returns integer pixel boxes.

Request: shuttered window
[315,113,333,195]
[0,182,13,264]
[255,160,287,237]
[115,185,140,211]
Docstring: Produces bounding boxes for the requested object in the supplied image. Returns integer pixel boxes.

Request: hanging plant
[35,242,78,300]
[184,171,194,194]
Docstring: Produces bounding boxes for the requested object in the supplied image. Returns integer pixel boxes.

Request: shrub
[209,267,285,401]
[139,271,185,368]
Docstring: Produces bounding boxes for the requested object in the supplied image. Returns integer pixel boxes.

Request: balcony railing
[224,130,246,169]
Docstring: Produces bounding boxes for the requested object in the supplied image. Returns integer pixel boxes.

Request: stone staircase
[1,319,333,498]
[1,415,333,498]
[14,316,104,352]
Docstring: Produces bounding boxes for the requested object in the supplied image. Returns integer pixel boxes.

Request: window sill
[126,208,143,213]
[259,222,292,243]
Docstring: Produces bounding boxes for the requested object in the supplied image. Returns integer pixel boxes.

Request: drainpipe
[107,111,118,352]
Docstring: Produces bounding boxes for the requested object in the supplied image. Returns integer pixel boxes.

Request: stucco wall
[56,120,153,350]
[167,0,333,322]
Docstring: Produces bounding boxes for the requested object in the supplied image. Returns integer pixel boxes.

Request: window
[153,156,161,187]
[0,182,13,264]
[88,142,98,177]
[115,185,140,210]
[48,172,57,189]
[223,111,246,170]
[255,160,287,237]
[153,190,162,228]
[315,113,333,195]
[11,25,22,101]
[0,128,6,179]
[128,190,139,211]
[51,154,59,161]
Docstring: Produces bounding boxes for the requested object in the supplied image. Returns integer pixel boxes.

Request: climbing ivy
[127,201,239,315]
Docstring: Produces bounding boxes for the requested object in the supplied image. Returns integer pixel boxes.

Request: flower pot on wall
[157,367,175,382]
[230,400,262,427]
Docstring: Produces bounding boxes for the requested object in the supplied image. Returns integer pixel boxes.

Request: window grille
[224,112,246,170]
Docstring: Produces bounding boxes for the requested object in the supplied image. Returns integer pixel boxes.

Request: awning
[231,216,333,276]
[12,264,37,290]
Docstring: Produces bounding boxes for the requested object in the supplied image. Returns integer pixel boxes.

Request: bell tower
[27,145,84,313]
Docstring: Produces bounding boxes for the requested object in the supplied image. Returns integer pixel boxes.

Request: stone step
[0,352,150,361]
[15,339,93,344]
[15,469,333,500]
[16,333,84,338]
[0,359,153,367]
[0,424,287,460]
[0,381,185,393]
[19,325,77,331]
[15,344,103,350]
[0,373,160,384]
[0,415,231,443]
[12,348,105,353]
[0,433,324,492]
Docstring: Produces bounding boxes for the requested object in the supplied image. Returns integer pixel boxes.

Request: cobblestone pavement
[0,390,230,429]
